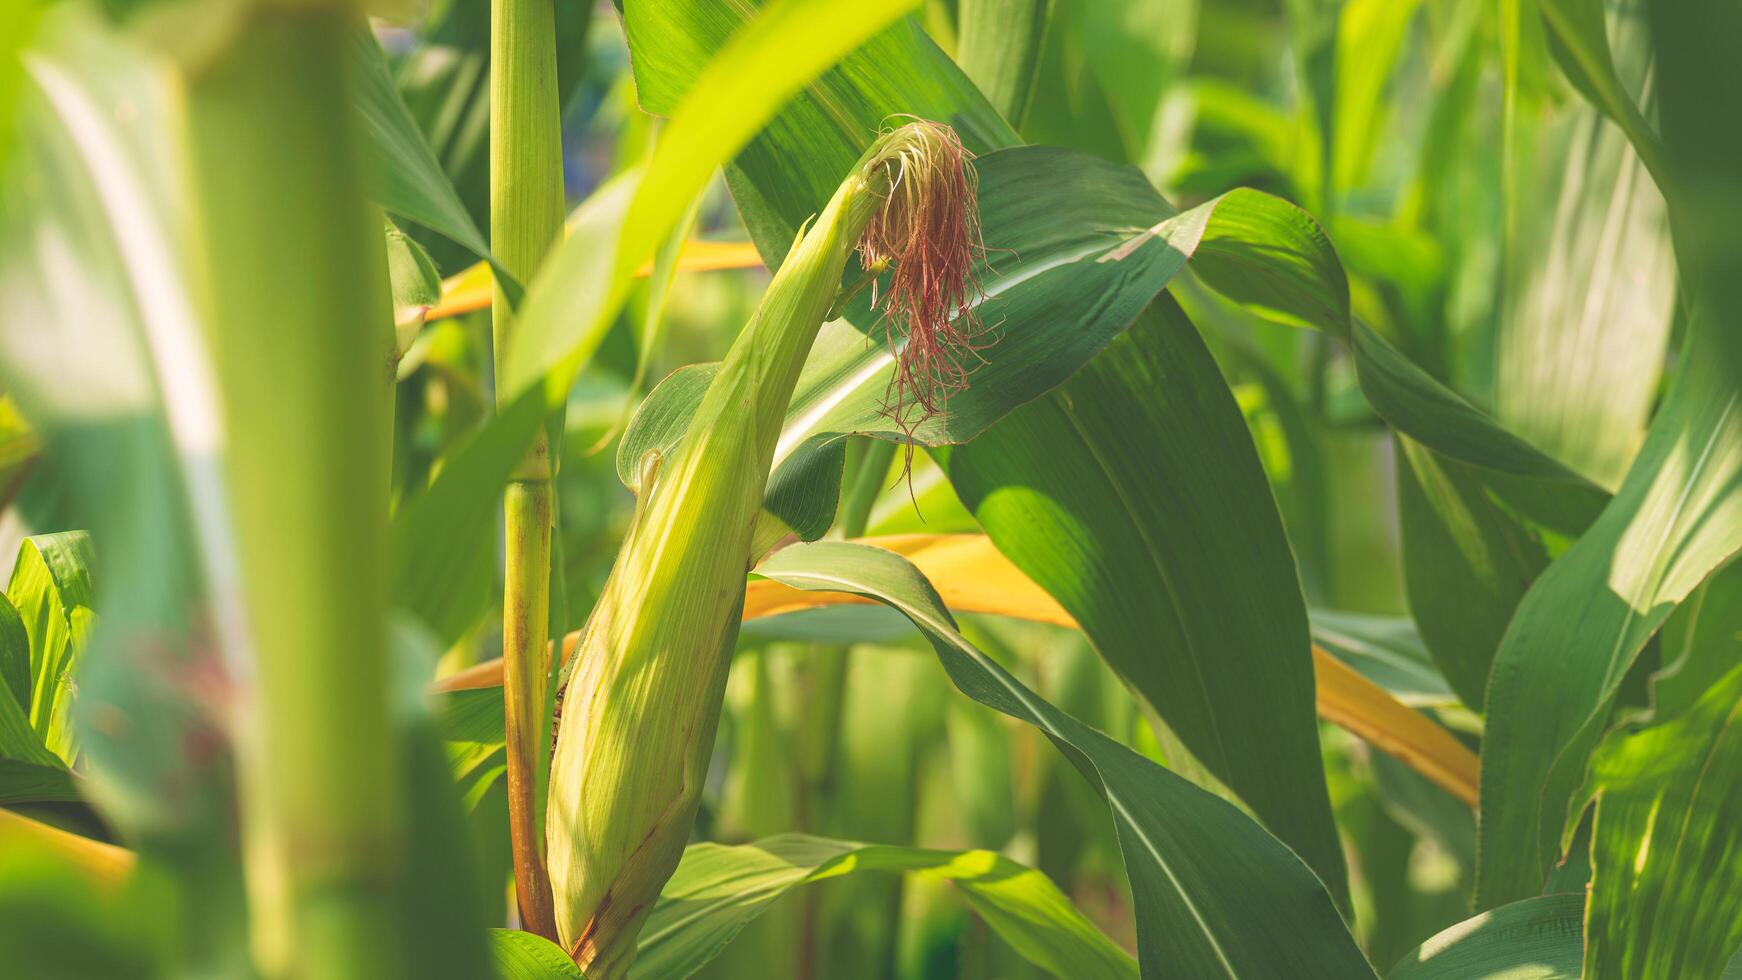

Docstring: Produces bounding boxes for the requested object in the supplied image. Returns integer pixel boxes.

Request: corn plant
[0,0,1739,978]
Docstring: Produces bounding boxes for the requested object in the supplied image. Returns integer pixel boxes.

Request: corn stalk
[183,5,400,976]
[491,0,565,941]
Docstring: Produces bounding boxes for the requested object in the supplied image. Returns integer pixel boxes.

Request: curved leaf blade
[633,834,1134,980]
[1387,893,1584,979]
[1478,332,1742,906]
[754,540,1376,979]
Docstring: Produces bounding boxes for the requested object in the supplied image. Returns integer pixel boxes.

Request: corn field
[0,0,1739,976]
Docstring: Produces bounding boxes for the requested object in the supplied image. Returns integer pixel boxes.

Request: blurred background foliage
[0,0,1729,976]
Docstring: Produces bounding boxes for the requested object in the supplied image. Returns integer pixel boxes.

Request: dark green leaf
[1580,662,1742,978]
[955,0,1050,126]
[1387,893,1584,979]
[1531,0,1666,182]
[947,298,1349,908]
[756,540,1376,979]
[1478,333,1742,907]
[1394,436,1548,710]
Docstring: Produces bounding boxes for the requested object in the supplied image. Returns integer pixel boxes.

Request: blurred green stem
[492,0,565,940]
[185,7,400,977]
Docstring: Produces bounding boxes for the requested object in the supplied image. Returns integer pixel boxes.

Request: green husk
[544,121,980,976]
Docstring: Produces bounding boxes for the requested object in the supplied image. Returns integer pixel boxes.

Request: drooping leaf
[632,834,1135,980]
[350,30,510,289]
[1352,321,1609,535]
[1580,662,1742,978]
[1387,893,1584,979]
[1478,331,1742,907]
[754,540,1376,978]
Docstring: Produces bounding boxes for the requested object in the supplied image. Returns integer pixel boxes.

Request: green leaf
[1580,662,1742,978]
[1653,560,1742,722]
[1530,0,1666,183]
[632,834,1135,980]
[8,531,96,763]
[1394,436,1548,710]
[392,0,925,641]
[955,0,1051,127]
[350,30,511,291]
[384,218,442,356]
[1352,322,1609,535]
[1478,332,1742,907]
[0,589,29,711]
[755,540,1376,979]
[491,929,587,979]
[1387,893,1584,979]
[0,567,71,803]
[946,298,1350,910]
[1494,66,1673,490]
[390,621,496,980]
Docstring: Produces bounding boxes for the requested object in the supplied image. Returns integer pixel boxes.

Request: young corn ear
[544,120,982,976]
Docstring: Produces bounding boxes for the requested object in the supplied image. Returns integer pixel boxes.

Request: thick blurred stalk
[184,6,400,977]
[491,0,566,941]
[955,0,1051,128]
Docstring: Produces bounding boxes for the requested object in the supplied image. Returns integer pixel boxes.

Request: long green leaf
[1387,893,1584,979]
[1394,436,1548,710]
[1493,73,1674,490]
[1478,331,1742,906]
[1530,0,1666,183]
[946,298,1350,908]
[390,0,923,640]
[955,0,1051,126]
[350,30,511,290]
[1580,661,1742,978]
[1353,321,1609,535]
[632,834,1135,980]
[755,540,1376,979]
